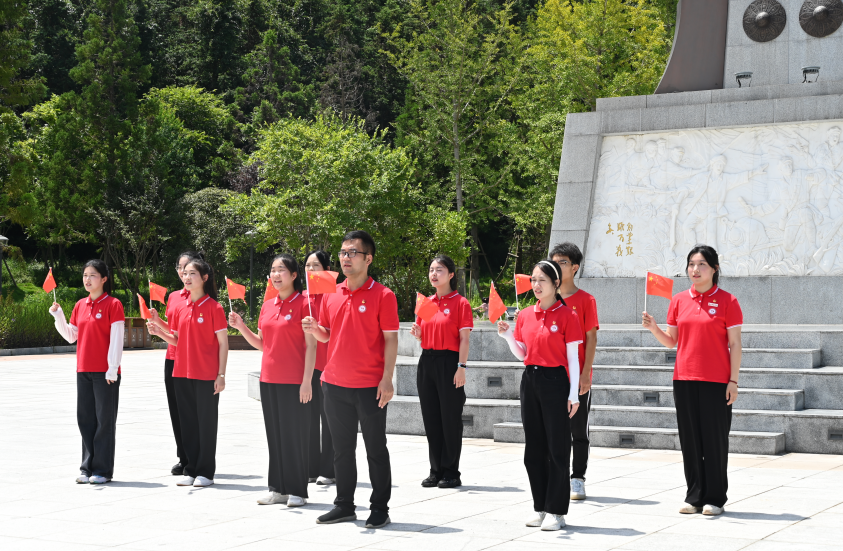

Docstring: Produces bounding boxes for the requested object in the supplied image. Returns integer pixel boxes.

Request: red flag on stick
[646,272,674,300]
[488,282,507,323]
[263,277,279,303]
[149,281,167,303]
[138,294,152,320]
[42,268,57,294]
[415,293,439,322]
[306,271,339,295]
[514,274,532,295]
[226,277,246,301]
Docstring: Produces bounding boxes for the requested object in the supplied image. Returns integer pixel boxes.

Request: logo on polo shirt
[443,308,450,315]
[550,322,559,333]
[285,314,292,320]
[359,305,366,313]
[709,308,717,315]
[95,309,102,319]
[197,313,205,324]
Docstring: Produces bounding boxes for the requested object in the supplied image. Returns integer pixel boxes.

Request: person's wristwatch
[218,373,225,378]
[457,363,467,369]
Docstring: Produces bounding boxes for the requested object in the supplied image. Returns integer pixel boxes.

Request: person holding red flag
[496,260,582,531]
[302,230,399,529]
[550,243,599,501]
[148,252,198,476]
[229,254,317,507]
[409,255,473,489]
[49,260,125,484]
[302,250,336,486]
[148,258,228,488]
[642,245,743,517]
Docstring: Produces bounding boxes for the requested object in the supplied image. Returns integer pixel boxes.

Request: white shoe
[287,495,307,507]
[679,503,702,514]
[176,476,195,486]
[89,475,110,484]
[526,511,546,527]
[703,504,724,516]
[316,476,335,485]
[193,476,214,487]
[308,477,317,483]
[541,513,566,531]
[570,478,586,500]
[76,475,89,484]
[257,492,288,505]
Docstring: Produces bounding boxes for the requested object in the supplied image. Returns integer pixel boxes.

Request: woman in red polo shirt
[643,245,742,517]
[303,250,335,486]
[496,260,582,531]
[49,259,125,484]
[148,258,228,488]
[229,254,317,507]
[409,254,472,489]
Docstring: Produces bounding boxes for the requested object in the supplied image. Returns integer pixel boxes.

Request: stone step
[594,347,821,368]
[590,385,803,411]
[492,423,786,455]
[386,395,521,440]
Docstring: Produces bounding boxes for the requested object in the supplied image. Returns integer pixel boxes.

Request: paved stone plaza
[1,349,842,550]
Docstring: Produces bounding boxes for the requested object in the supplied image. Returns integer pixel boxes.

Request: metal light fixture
[0,235,8,298]
[735,72,753,87]
[802,66,821,83]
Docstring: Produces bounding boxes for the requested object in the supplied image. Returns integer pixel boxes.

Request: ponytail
[185,258,218,301]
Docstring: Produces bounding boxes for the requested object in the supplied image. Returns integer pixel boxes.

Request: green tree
[0,0,47,112]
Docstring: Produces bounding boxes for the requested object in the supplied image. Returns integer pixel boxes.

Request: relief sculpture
[584,122,843,277]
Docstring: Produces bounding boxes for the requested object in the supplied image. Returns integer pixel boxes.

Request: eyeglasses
[338,249,368,258]
[556,260,571,266]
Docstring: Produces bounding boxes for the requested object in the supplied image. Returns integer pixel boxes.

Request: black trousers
[260,382,311,497]
[308,369,335,479]
[520,366,572,516]
[673,380,732,508]
[323,382,391,513]
[164,359,187,464]
[174,377,219,480]
[417,349,466,479]
[77,372,120,478]
[570,390,591,480]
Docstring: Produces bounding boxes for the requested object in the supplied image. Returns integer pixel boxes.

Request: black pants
[571,390,591,480]
[164,359,187,464]
[417,349,466,479]
[673,380,732,508]
[323,382,391,513]
[77,372,120,478]
[174,377,219,480]
[261,382,311,497]
[308,370,335,479]
[520,366,572,516]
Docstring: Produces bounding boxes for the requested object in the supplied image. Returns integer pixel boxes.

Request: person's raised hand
[49,302,60,313]
[228,311,243,329]
[302,316,318,334]
[497,320,510,334]
[642,311,655,329]
[410,322,422,341]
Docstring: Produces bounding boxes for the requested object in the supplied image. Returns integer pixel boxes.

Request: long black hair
[271,254,303,293]
[176,250,202,267]
[686,244,720,287]
[185,258,218,301]
[304,250,331,271]
[431,254,458,291]
[83,259,113,294]
[532,260,566,307]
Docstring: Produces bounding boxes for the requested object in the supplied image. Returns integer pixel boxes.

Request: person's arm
[579,327,597,395]
[454,328,470,388]
[214,330,228,395]
[378,331,398,408]
[149,308,169,331]
[496,321,526,361]
[726,326,742,405]
[229,311,263,351]
[567,342,581,418]
[302,316,330,342]
[300,333,316,403]
[148,321,178,346]
[49,304,79,343]
[642,312,678,348]
[105,321,124,383]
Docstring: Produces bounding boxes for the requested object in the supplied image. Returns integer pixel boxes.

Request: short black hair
[343,230,376,257]
[549,242,583,275]
[686,244,720,286]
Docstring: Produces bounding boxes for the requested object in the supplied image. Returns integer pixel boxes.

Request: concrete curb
[0,345,77,357]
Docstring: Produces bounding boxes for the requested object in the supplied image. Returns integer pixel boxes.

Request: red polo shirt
[164,289,190,361]
[562,290,599,374]
[513,300,583,378]
[305,292,328,371]
[171,295,227,380]
[415,290,473,352]
[70,294,125,373]
[667,286,742,383]
[319,277,400,388]
[258,293,309,384]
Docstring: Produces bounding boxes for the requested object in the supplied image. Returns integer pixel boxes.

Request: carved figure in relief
[775,158,825,259]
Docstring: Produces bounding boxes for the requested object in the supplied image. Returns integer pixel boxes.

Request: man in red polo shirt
[303,230,399,529]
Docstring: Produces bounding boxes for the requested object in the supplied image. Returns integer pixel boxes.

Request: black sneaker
[365,510,391,529]
[316,506,357,524]
[438,477,462,489]
[171,462,185,476]
[421,474,440,487]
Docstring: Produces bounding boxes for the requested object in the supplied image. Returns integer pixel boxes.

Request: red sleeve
[212,302,227,333]
[667,296,678,326]
[69,301,79,326]
[257,302,267,332]
[319,294,331,329]
[564,310,584,344]
[110,298,125,323]
[170,304,180,334]
[379,289,400,331]
[165,293,174,319]
[513,313,524,343]
[583,295,598,333]
[459,297,474,331]
[726,295,743,329]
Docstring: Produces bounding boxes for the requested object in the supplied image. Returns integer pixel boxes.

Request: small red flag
[138,294,152,320]
[514,274,532,295]
[148,281,167,303]
[226,277,246,301]
[646,272,674,300]
[488,282,507,323]
[42,268,57,294]
[415,293,439,322]
[263,277,279,303]
[306,271,339,295]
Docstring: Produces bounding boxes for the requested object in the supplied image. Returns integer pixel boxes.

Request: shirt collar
[689,286,719,299]
[341,277,374,295]
[86,293,109,306]
[432,290,459,303]
[179,288,190,298]
[274,292,300,306]
[534,300,563,313]
[190,295,210,308]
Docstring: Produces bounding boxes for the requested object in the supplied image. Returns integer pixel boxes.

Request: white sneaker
[316,476,335,485]
[541,513,566,531]
[526,511,546,527]
[570,478,586,500]
[703,504,724,516]
[176,476,195,486]
[287,495,307,507]
[76,475,89,484]
[89,475,110,484]
[193,476,214,487]
[679,503,702,514]
[257,492,288,505]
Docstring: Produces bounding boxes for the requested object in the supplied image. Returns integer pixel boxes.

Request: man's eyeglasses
[338,249,368,258]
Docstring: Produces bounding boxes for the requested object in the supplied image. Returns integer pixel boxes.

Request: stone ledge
[0,345,77,357]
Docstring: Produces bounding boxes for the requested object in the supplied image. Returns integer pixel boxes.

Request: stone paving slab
[0,349,842,550]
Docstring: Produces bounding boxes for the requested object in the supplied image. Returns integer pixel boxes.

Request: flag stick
[643,276,648,314]
[305,274,313,317]
[514,274,520,311]
[226,276,233,312]
[53,288,56,303]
